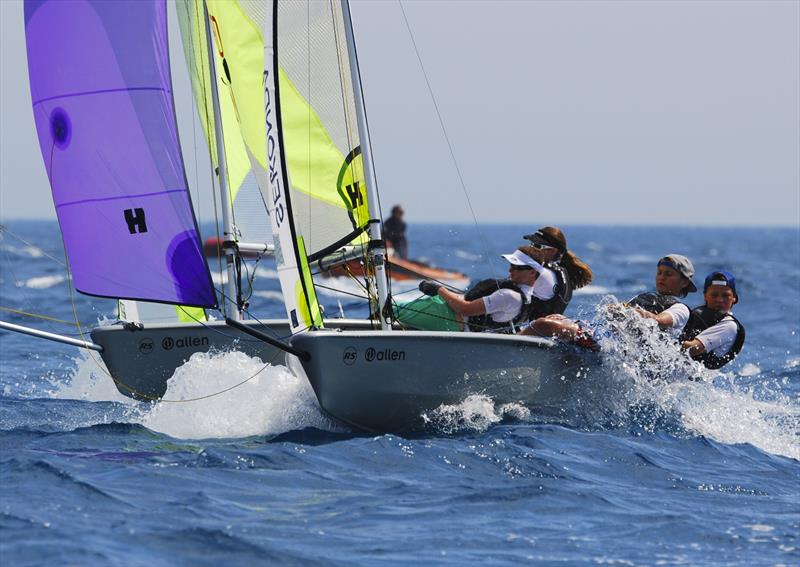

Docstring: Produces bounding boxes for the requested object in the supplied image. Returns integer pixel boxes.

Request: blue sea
[1,221,798,566]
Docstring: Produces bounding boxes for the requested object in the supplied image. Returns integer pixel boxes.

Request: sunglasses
[530,242,555,250]
[509,265,534,271]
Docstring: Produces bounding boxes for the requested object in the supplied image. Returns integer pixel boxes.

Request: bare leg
[520,314,579,341]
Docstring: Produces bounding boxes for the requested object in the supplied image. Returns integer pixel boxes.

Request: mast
[340,0,391,331]
[202,0,241,320]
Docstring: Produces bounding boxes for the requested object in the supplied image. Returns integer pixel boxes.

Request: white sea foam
[422,394,530,434]
[46,349,336,439]
[139,351,334,439]
[48,350,133,403]
[253,267,279,279]
[0,243,45,259]
[251,290,285,302]
[454,249,482,262]
[584,299,800,460]
[573,284,612,296]
[615,254,655,264]
[18,274,67,289]
[662,380,800,460]
[738,363,761,377]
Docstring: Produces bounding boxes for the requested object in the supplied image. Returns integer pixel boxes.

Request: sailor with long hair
[520,226,593,318]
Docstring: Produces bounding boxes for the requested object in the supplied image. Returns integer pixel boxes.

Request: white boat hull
[289,330,599,433]
[90,319,375,400]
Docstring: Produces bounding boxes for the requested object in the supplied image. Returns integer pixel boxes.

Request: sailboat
[237,0,596,433]
[5,0,378,400]
[5,0,595,432]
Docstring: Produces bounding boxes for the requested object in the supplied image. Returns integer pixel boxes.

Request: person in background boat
[392,248,553,332]
[383,205,408,259]
[679,271,745,369]
[522,226,593,317]
[521,254,697,347]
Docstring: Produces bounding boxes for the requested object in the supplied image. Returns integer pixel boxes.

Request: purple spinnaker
[24,0,216,308]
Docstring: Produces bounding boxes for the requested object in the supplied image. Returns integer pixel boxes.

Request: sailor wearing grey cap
[521,253,698,345]
[394,247,553,332]
[628,254,697,330]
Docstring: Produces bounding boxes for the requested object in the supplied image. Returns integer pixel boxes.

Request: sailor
[392,248,550,332]
[522,226,593,317]
[679,271,745,369]
[383,205,408,259]
[521,254,697,346]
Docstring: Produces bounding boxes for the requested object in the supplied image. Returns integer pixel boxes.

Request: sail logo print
[343,346,357,365]
[263,70,285,227]
[364,347,406,362]
[336,147,369,230]
[124,208,148,234]
[138,338,154,355]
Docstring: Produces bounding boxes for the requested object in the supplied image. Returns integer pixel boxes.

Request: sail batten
[24,0,216,308]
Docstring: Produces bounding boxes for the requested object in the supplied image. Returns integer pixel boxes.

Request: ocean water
[1,220,798,566]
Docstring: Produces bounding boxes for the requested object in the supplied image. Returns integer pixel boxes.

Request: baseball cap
[523,228,566,252]
[501,250,544,273]
[704,271,737,295]
[658,254,697,292]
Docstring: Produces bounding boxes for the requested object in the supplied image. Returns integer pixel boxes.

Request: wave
[17,274,68,289]
[0,242,46,259]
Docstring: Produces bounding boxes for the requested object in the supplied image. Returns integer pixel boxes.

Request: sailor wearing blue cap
[679,271,746,369]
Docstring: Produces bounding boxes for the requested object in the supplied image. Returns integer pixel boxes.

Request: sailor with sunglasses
[522,227,594,318]
[392,248,555,332]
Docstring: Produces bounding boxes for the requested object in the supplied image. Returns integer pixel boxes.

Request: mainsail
[24,0,216,308]
[252,0,374,332]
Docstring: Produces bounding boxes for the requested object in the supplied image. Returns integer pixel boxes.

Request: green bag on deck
[392,296,462,332]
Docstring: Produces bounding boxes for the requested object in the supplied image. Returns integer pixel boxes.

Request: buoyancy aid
[627,292,683,314]
[463,278,534,332]
[530,261,573,319]
[678,306,746,369]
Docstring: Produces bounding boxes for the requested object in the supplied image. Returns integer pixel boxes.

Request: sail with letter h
[24,0,216,308]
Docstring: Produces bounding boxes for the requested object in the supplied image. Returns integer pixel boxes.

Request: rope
[396,0,494,265]
[0,306,77,326]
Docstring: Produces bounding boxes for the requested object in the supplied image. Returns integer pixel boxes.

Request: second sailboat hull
[90,319,375,400]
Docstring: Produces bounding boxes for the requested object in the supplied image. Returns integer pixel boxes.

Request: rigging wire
[0,224,66,266]
[396,0,494,266]
[0,306,77,327]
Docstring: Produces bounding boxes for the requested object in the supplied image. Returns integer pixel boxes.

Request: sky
[1,0,798,226]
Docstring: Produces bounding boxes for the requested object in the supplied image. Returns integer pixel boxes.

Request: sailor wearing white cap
[394,247,556,332]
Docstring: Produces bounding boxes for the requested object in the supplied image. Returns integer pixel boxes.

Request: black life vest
[627,292,682,314]
[463,278,534,333]
[678,306,745,369]
[529,261,573,318]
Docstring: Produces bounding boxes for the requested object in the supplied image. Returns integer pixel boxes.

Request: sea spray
[140,350,335,439]
[48,349,133,404]
[580,298,800,459]
[423,394,531,434]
